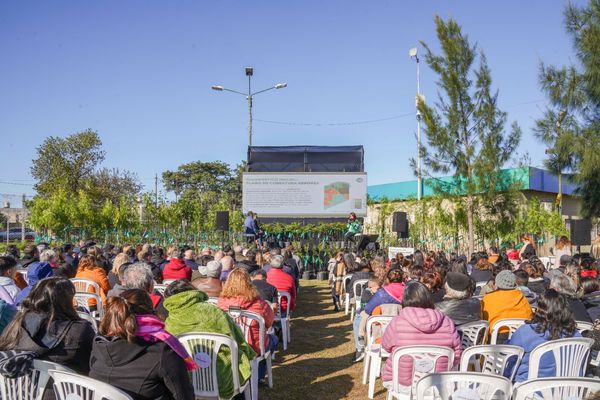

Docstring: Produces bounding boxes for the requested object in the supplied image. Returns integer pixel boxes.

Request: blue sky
[0,0,583,205]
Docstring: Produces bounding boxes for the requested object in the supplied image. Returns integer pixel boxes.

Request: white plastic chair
[527,337,594,379]
[415,371,512,400]
[178,332,250,400]
[0,360,73,400]
[153,284,167,296]
[361,315,393,399]
[490,318,528,344]
[512,377,600,400]
[538,256,551,269]
[274,291,292,350]
[341,274,353,314]
[74,292,104,319]
[227,309,274,400]
[460,344,524,381]
[576,320,593,335]
[49,369,133,400]
[162,279,176,285]
[349,279,369,321]
[456,320,489,349]
[384,345,455,400]
[70,278,101,296]
[77,311,99,333]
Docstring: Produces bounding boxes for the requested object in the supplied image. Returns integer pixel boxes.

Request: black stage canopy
[247,145,364,173]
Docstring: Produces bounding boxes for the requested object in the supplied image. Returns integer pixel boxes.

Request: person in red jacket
[162,249,192,281]
[266,255,296,316]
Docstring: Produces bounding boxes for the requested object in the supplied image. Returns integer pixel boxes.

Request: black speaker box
[570,219,592,246]
[392,212,409,238]
[216,211,230,231]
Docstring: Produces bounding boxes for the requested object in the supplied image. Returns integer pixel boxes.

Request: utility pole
[154,174,158,207]
[410,47,422,201]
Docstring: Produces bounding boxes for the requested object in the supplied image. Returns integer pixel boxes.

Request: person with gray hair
[192,260,222,298]
[550,274,591,322]
[436,272,481,325]
[39,249,56,263]
[266,254,296,316]
[123,262,168,320]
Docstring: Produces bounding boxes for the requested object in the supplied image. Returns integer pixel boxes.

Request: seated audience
[581,277,600,321]
[267,255,296,316]
[251,269,279,304]
[436,272,481,325]
[218,268,277,380]
[220,255,235,282]
[507,289,581,382]
[514,269,537,306]
[551,273,592,322]
[481,270,533,342]
[363,268,405,316]
[75,254,111,304]
[14,250,54,304]
[381,282,461,386]
[108,253,130,288]
[107,262,131,298]
[183,249,199,271]
[163,280,255,400]
[470,255,492,283]
[123,262,167,320]
[163,249,192,281]
[192,260,223,298]
[90,289,195,400]
[421,271,445,303]
[522,257,548,295]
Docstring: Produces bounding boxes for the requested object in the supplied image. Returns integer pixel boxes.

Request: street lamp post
[409,47,422,202]
[212,67,287,148]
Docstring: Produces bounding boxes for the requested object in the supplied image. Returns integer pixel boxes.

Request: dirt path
[260,280,387,400]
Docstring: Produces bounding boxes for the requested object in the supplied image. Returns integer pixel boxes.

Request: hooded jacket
[162,258,192,281]
[192,277,222,298]
[364,283,405,315]
[481,289,533,333]
[583,291,600,321]
[507,323,582,382]
[381,307,461,385]
[164,290,255,399]
[89,336,194,400]
[217,296,275,354]
[14,262,54,304]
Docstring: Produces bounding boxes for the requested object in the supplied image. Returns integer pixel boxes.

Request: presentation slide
[243,172,368,217]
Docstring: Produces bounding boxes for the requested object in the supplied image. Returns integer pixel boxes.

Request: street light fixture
[409,46,422,202]
[212,67,287,148]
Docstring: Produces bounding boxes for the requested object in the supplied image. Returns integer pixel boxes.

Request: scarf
[135,314,198,371]
[581,269,598,278]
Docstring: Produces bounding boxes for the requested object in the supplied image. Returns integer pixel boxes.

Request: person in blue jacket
[506,289,581,382]
[363,268,405,315]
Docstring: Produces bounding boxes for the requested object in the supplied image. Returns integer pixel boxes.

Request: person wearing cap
[481,269,533,343]
[436,272,481,326]
[192,260,223,298]
[14,250,55,304]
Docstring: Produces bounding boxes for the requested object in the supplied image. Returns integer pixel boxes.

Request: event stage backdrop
[243,172,368,217]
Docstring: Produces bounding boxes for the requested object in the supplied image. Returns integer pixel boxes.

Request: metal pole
[558,172,563,216]
[416,55,422,202]
[154,173,158,207]
[248,75,252,148]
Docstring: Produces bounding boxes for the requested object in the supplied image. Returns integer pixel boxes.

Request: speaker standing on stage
[244,211,257,244]
[344,212,363,247]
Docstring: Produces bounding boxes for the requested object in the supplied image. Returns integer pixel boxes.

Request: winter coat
[0,277,19,301]
[583,291,600,321]
[518,286,538,307]
[218,296,275,354]
[0,300,16,334]
[481,289,533,334]
[567,296,592,322]
[162,258,192,281]
[381,307,461,385]
[527,278,549,295]
[192,277,222,298]
[184,258,199,271]
[507,323,581,382]
[164,290,256,400]
[90,336,194,400]
[252,279,278,304]
[108,271,120,289]
[346,271,372,298]
[435,297,482,326]
[470,269,493,283]
[266,268,296,313]
[364,283,405,316]
[75,267,111,304]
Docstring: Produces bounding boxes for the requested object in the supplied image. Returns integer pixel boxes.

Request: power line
[254,111,416,126]
[0,181,34,187]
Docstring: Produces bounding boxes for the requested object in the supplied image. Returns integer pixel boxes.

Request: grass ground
[260,279,387,400]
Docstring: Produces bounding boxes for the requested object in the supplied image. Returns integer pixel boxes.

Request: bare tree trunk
[466,195,475,255]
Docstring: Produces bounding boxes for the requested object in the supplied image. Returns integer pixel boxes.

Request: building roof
[367,167,577,202]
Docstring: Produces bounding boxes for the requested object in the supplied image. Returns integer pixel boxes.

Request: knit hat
[199,261,222,279]
[445,272,471,291]
[495,270,517,290]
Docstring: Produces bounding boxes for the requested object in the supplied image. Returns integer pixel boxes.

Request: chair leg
[286,318,291,344]
[282,320,288,351]
[362,351,371,384]
[368,354,379,399]
[243,383,251,400]
[251,359,259,400]
[345,295,350,315]
[266,354,273,388]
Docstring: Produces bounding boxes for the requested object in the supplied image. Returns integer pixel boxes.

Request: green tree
[31,129,105,196]
[415,16,521,254]
[534,64,584,213]
[562,0,600,217]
